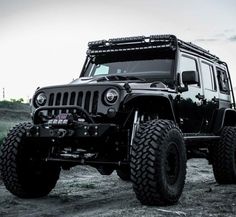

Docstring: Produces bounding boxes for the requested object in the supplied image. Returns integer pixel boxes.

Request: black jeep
[1,35,236,205]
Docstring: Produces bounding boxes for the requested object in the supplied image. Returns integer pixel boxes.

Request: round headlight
[104,89,119,105]
[36,92,47,106]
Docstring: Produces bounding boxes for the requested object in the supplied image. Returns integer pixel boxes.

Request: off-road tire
[130,119,186,206]
[211,126,236,184]
[0,122,61,198]
[116,168,131,181]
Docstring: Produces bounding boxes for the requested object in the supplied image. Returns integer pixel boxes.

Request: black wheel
[0,122,61,198]
[116,168,131,181]
[211,126,236,184]
[130,119,186,206]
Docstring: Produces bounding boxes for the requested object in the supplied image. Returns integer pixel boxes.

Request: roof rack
[177,39,219,61]
[87,35,220,62]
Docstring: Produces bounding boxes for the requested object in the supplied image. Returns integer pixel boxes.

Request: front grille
[47,91,99,115]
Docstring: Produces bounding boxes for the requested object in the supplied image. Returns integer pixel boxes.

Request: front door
[177,54,205,133]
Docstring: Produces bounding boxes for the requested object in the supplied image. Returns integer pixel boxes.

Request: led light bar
[88,40,106,48]
[150,34,175,40]
[86,44,173,55]
[108,36,145,44]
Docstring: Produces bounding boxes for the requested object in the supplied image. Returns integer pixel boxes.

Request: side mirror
[182,71,198,85]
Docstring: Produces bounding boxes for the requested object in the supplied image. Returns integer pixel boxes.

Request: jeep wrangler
[0,35,236,205]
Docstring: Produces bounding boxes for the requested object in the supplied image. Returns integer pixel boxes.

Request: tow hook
[57,129,67,138]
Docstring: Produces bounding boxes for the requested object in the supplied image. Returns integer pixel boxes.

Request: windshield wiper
[95,75,146,82]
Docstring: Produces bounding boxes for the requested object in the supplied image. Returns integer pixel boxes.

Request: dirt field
[0,159,236,217]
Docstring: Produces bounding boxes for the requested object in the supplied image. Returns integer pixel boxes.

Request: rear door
[199,60,219,132]
[216,67,231,108]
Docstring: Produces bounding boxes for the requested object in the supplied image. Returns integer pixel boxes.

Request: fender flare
[122,93,176,123]
[213,108,236,133]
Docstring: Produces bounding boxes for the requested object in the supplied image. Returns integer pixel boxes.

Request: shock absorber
[130,110,140,147]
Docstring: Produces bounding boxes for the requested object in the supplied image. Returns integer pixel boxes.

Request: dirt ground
[0,159,236,217]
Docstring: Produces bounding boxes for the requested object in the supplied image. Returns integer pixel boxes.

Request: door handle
[212,96,219,103]
[196,93,205,100]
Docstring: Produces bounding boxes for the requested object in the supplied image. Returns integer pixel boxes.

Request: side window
[201,62,216,91]
[180,55,199,87]
[217,68,229,94]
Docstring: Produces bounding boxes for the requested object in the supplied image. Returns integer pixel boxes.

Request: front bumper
[26,122,117,139]
[28,105,118,139]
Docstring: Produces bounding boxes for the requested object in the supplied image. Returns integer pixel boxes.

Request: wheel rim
[165,142,180,185]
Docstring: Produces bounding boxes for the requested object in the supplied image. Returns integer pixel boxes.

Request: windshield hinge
[124,83,132,93]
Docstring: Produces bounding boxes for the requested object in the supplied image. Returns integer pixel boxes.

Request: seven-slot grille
[47,90,99,115]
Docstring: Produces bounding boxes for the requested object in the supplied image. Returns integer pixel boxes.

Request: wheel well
[224,110,236,127]
[124,95,176,121]
[213,108,236,133]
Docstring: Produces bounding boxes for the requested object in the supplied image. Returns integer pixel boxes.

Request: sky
[0,0,236,101]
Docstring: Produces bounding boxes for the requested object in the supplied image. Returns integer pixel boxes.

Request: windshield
[82,51,175,82]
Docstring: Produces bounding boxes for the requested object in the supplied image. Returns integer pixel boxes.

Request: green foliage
[10,98,24,103]
[0,99,30,111]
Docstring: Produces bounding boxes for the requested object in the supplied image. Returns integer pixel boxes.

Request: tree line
[0,99,30,111]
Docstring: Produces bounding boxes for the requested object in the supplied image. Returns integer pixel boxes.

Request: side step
[46,157,128,168]
[184,134,220,148]
[184,135,220,142]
